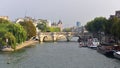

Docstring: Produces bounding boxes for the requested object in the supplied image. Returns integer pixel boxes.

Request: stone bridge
[37,32,82,42]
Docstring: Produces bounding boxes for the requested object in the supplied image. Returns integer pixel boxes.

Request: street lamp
[6,38,8,47]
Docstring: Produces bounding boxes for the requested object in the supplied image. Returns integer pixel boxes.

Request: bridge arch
[56,35,67,40]
[38,32,83,42]
[43,35,52,42]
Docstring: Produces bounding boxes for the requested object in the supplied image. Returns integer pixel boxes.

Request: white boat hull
[114,51,120,59]
[89,45,97,48]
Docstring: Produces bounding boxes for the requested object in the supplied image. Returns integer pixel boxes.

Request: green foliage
[0,23,9,31]
[85,16,120,40]
[63,28,72,32]
[37,23,47,32]
[0,31,16,48]
[37,21,61,32]
[0,30,7,46]
[4,32,16,49]
[116,21,120,38]
[0,22,27,48]
[0,18,10,24]
[47,27,60,32]
[19,20,36,39]
[85,17,107,33]
[110,17,120,39]
[85,20,94,32]
[7,24,27,44]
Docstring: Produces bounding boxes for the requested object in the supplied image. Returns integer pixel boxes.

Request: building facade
[51,20,63,32]
[0,16,9,20]
[76,21,81,27]
[109,10,120,19]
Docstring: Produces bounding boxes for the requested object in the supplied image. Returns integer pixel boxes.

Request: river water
[0,38,120,68]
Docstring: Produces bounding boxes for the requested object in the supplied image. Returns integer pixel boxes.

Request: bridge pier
[66,32,72,42]
[52,32,57,42]
[38,33,44,42]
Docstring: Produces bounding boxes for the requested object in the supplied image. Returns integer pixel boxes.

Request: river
[0,38,120,68]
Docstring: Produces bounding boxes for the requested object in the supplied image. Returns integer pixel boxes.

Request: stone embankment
[1,40,38,52]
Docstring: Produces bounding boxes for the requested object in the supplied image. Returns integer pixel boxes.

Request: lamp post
[6,38,8,47]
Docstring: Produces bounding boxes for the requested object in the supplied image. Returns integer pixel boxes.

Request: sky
[0,0,120,27]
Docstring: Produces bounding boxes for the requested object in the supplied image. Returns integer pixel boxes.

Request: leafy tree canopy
[7,23,27,44]
[0,18,10,24]
[19,20,36,39]
[36,23,47,32]
[85,17,107,33]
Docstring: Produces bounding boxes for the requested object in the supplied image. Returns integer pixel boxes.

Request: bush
[0,31,16,48]
[46,27,60,32]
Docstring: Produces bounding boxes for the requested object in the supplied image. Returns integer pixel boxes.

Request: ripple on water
[0,42,120,68]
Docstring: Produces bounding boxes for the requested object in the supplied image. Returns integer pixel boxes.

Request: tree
[36,23,47,32]
[0,31,16,49]
[85,20,94,33]
[85,17,107,33]
[0,20,27,48]
[36,19,49,32]
[19,20,36,39]
[47,27,60,32]
[107,17,118,36]
[110,17,120,40]
[116,21,120,39]
[7,23,27,44]
[4,32,16,49]
[63,28,72,32]
[0,18,10,24]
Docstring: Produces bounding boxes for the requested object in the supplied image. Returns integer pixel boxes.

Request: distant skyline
[0,0,120,27]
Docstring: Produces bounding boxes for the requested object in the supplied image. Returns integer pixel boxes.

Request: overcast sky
[0,0,120,27]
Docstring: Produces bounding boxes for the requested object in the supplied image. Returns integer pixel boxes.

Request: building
[0,16,9,20]
[15,16,34,23]
[109,10,120,19]
[109,15,115,19]
[15,18,25,23]
[76,21,81,27]
[57,20,62,31]
[51,20,63,31]
[51,22,57,27]
[115,11,120,18]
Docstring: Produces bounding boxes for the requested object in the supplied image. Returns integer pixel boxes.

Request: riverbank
[1,40,38,52]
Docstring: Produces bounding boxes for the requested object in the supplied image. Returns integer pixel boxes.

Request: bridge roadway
[37,32,91,42]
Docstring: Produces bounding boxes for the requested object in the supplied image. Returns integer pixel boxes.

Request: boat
[88,38,100,49]
[114,51,120,59]
[113,45,120,59]
[79,42,88,47]
[97,43,115,57]
[78,37,87,47]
